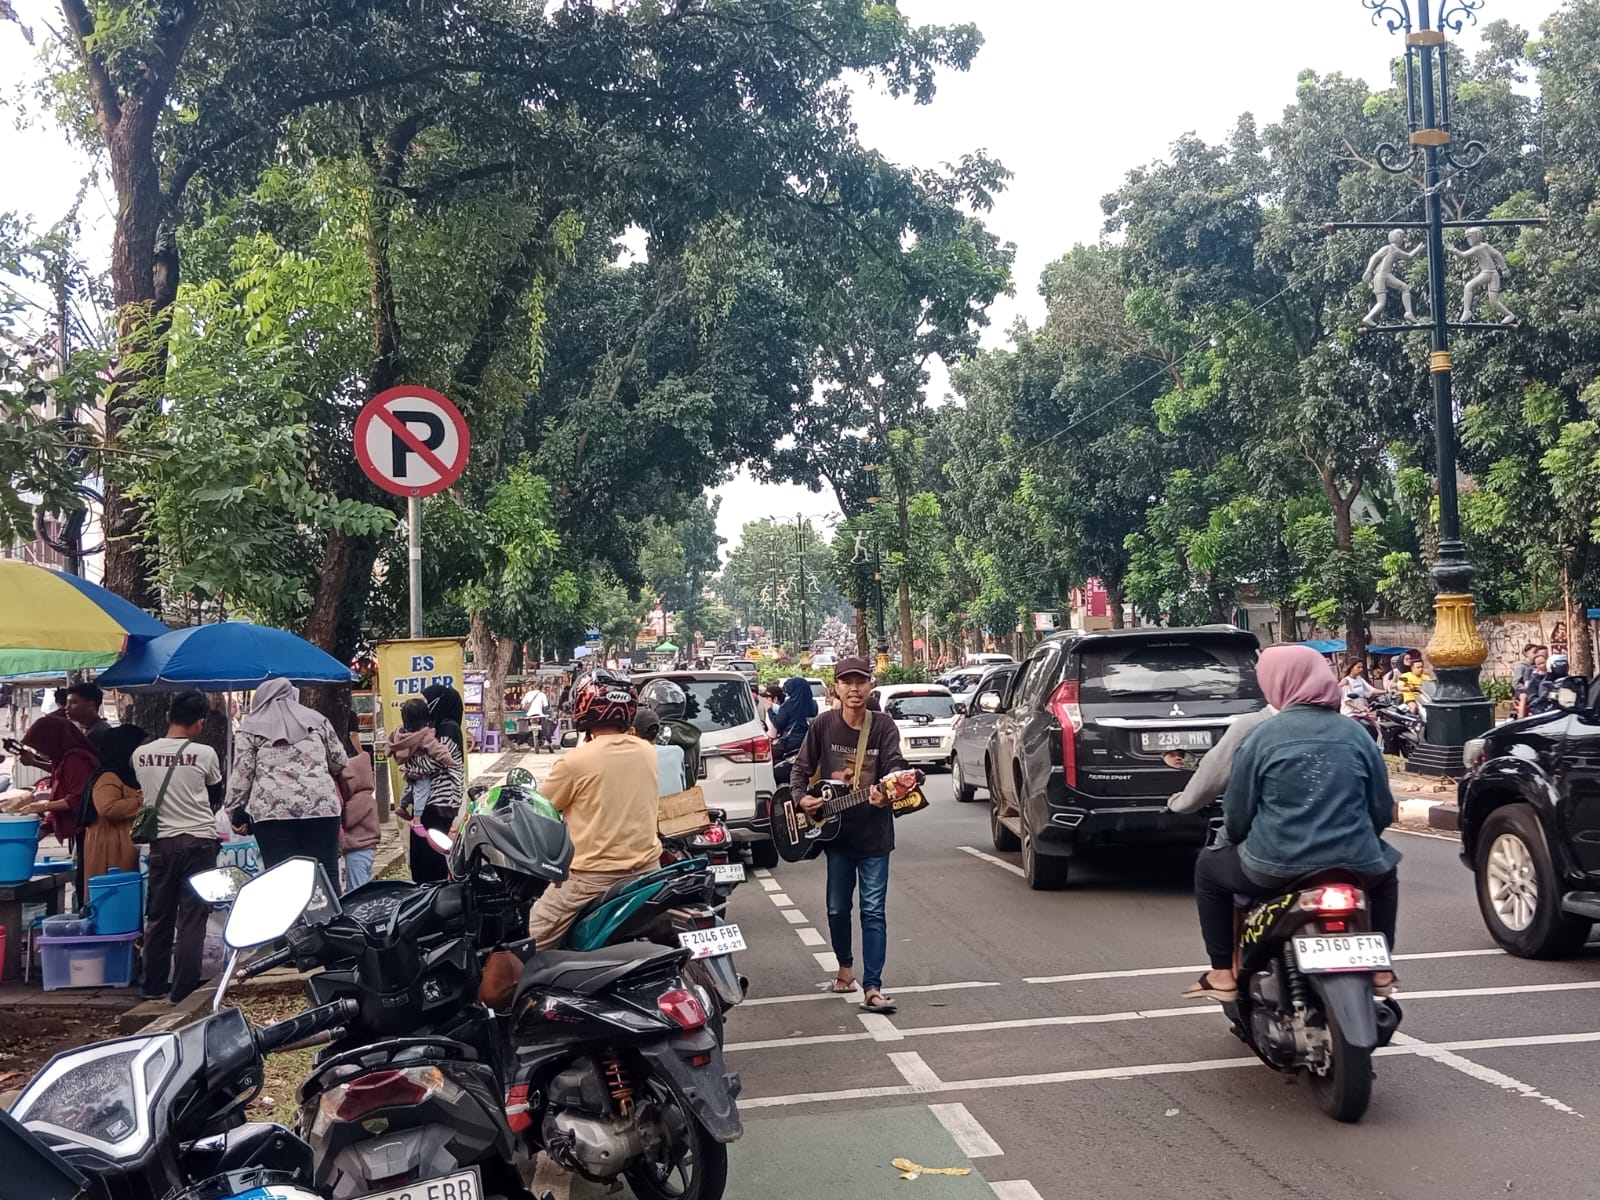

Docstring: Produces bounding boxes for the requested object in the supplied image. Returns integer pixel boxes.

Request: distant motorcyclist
[1184,644,1400,1003]
[1528,654,1571,716]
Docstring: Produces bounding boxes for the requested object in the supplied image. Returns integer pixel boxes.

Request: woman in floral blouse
[228,676,348,884]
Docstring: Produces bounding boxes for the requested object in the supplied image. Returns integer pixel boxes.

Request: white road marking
[1392,827,1459,841]
[770,893,795,907]
[745,980,1000,1008]
[1398,979,1600,1001]
[1025,946,1503,985]
[860,1012,904,1042]
[742,1028,1600,1108]
[798,927,826,946]
[1391,1031,1583,1117]
[781,909,807,925]
[760,877,782,892]
[814,950,840,972]
[928,1102,1004,1157]
[990,1183,1045,1200]
[888,1051,941,1087]
[958,845,1024,878]
[754,868,773,879]
[726,1031,875,1053]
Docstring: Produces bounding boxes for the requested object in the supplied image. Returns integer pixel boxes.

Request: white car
[634,671,780,867]
[871,683,958,768]
[938,666,990,711]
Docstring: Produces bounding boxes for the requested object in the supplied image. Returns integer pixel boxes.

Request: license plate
[912,737,940,748]
[352,1167,481,1200]
[1139,729,1213,752]
[710,863,745,883]
[1292,933,1392,972]
[678,923,747,959]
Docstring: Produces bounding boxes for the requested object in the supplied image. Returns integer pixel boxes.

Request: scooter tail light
[692,823,729,846]
[657,987,709,1030]
[1299,884,1365,914]
[505,1082,534,1133]
[324,1066,446,1123]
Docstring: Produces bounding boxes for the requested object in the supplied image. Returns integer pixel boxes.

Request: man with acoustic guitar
[791,657,914,1014]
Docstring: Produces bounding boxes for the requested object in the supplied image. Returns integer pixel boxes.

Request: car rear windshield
[885,694,956,721]
[1077,640,1261,702]
[677,679,757,732]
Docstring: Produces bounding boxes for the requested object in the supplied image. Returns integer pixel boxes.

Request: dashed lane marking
[1025,946,1503,984]
[739,1028,1600,1109]
[744,980,1000,1008]
[928,1102,1004,1158]
[860,1012,905,1042]
[814,950,840,972]
[770,893,795,907]
[990,1183,1045,1200]
[781,909,807,925]
[760,877,782,892]
[754,868,773,879]
[726,1031,876,1053]
[1391,1031,1583,1117]
[889,1051,942,1087]
[957,845,1024,878]
[798,927,826,946]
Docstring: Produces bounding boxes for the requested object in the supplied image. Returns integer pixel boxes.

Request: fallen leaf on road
[892,1157,971,1180]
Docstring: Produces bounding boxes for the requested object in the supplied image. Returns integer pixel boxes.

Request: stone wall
[1369,610,1574,682]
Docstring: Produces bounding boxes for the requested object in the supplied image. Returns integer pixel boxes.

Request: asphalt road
[701,773,1600,1200]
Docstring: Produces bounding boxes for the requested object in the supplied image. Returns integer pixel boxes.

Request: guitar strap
[807,710,874,793]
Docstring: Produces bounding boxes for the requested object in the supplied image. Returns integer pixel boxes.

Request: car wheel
[1474,804,1590,958]
[748,839,780,871]
[1022,806,1069,891]
[952,754,978,803]
[990,797,1020,852]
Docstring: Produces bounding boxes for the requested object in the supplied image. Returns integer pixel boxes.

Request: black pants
[254,817,342,887]
[144,834,219,1000]
[1194,843,1399,970]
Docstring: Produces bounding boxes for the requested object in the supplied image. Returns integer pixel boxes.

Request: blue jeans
[343,848,375,893]
[825,850,890,992]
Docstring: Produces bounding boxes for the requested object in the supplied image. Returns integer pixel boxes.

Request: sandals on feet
[1182,972,1238,1002]
[829,976,859,994]
[861,988,898,1014]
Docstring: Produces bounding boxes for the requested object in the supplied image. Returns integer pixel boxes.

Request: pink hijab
[1257,644,1342,710]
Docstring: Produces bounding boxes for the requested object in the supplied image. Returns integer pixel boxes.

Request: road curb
[1396,797,1460,834]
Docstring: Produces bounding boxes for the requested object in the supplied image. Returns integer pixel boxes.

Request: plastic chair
[480,729,502,754]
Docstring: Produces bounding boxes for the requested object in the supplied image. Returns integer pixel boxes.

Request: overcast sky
[0,0,1564,555]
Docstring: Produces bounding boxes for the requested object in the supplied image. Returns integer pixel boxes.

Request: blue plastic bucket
[0,814,41,885]
[87,868,143,935]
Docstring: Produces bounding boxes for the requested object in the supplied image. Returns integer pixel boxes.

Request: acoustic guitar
[769,769,926,864]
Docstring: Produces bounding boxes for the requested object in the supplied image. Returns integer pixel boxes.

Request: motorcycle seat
[516,944,685,999]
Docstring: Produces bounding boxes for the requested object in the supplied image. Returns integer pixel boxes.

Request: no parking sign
[354,385,470,497]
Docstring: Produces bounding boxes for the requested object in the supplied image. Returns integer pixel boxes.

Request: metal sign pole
[408,493,423,637]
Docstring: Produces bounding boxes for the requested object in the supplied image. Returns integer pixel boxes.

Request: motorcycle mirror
[427,827,454,854]
[977,691,1001,713]
[224,857,325,951]
[560,730,580,749]
[188,865,252,908]
[952,701,967,716]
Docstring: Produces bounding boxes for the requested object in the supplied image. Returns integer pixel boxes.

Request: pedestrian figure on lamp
[1362,229,1420,325]
[1452,227,1516,324]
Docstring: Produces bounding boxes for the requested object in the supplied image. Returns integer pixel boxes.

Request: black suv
[986,626,1264,890]
[1458,678,1600,958]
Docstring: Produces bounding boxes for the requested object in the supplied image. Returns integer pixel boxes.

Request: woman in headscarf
[770,675,818,760]
[409,684,465,884]
[227,676,347,883]
[83,724,145,879]
[20,713,99,852]
[1184,644,1400,1002]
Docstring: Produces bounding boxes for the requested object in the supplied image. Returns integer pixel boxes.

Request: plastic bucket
[87,868,143,935]
[0,814,41,885]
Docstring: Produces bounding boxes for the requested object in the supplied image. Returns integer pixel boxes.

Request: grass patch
[235,984,317,1127]
[379,854,410,881]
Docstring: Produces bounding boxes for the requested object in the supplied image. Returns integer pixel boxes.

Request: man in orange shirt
[526,671,661,947]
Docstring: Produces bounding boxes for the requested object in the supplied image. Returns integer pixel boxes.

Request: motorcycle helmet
[572,668,638,733]
[451,789,573,884]
[639,678,687,722]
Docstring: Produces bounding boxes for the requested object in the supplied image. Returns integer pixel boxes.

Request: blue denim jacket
[1223,703,1401,883]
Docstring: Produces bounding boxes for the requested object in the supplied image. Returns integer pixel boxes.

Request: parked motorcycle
[9,860,356,1200]
[1370,693,1424,758]
[1219,869,1402,1122]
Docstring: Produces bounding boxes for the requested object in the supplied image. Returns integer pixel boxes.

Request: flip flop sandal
[861,991,898,1014]
[1181,972,1238,1003]
[829,978,859,993]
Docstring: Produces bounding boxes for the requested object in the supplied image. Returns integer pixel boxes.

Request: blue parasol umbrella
[97,621,357,692]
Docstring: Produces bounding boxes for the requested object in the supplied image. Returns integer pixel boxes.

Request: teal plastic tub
[0,814,41,885]
[87,868,143,935]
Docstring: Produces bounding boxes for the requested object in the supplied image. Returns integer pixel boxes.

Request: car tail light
[505,1082,533,1132]
[324,1066,443,1122]
[1048,680,1083,788]
[658,988,708,1030]
[724,735,771,763]
[1300,884,1364,914]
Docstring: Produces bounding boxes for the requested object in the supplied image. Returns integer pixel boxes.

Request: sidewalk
[1388,758,1460,833]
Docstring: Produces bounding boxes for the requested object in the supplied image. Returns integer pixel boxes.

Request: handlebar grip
[256,999,359,1054]
[237,945,293,980]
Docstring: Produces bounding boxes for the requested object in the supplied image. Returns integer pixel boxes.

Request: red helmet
[572,669,638,733]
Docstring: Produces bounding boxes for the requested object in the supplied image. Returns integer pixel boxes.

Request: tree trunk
[1106,579,1126,629]
[468,611,514,745]
[897,581,915,667]
[1278,602,1299,645]
[1563,562,1594,679]
[1329,492,1368,663]
[853,607,868,657]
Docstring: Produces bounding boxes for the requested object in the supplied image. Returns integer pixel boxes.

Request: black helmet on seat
[639,678,687,722]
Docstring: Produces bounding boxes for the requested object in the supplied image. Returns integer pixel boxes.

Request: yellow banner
[374,637,465,806]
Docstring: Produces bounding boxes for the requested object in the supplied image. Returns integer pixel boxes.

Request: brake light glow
[1300,884,1364,914]
[325,1066,443,1123]
[657,988,709,1030]
[505,1082,533,1133]
[724,735,771,763]
[693,824,729,846]
[1048,680,1083,788]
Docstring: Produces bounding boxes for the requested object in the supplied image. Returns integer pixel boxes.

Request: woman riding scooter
[1184,644,1400,1003]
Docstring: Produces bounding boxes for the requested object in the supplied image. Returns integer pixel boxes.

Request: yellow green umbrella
[0,560,169,677]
